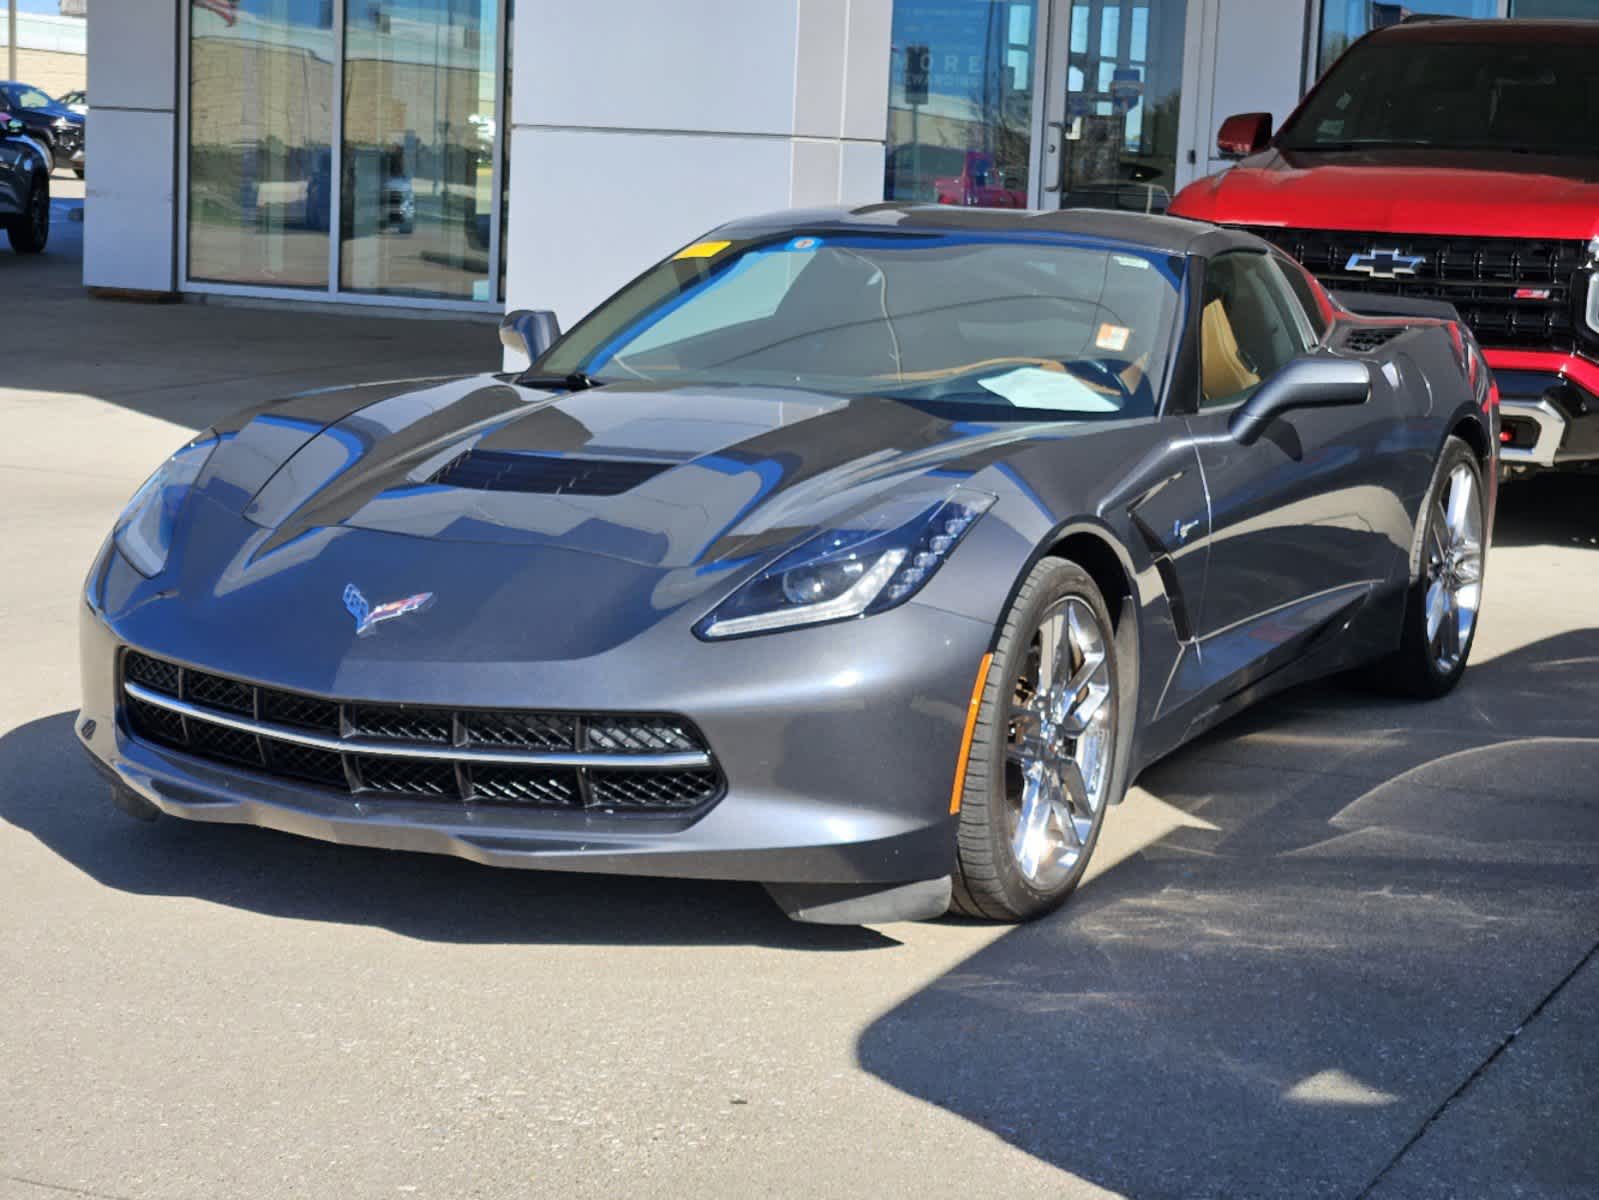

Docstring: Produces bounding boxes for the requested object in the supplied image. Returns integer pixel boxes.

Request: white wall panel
[505,0,892,338]
[794,0,848,139]
[504,128,794,329]
[87,0,176,112]
[83,109,175,292]
[514,0,799,135]
[837,140,885,204]
[841,0,893,143]
[790,138,842,207]
[1201,0,1308,175]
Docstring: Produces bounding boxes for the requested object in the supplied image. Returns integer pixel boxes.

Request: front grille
[429,449,672,496]
[120,650,723,814]
[1238,226,1586,351]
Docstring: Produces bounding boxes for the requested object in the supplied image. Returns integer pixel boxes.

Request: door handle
[1044,120,1067,193]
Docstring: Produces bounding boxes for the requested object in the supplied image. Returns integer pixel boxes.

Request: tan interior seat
[1201,298,1260,403]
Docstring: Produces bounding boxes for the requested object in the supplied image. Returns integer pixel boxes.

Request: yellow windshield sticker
[674,240,731,260]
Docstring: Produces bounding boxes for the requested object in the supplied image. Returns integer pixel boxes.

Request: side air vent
[428,449,671,496]
[1343,327,1406,353]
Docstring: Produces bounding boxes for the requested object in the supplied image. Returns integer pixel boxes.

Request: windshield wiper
[517,371,603,391]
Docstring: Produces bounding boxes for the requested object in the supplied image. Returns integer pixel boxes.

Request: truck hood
[196,374,1051,572]
[1172,148,1599,241]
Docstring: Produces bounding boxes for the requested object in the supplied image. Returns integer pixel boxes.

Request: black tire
[950,557,1125,921]
[1370,435,1486,699]
[7,175,49,254]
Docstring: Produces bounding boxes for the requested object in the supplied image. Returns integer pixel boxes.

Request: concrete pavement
[1,246,1594,1199]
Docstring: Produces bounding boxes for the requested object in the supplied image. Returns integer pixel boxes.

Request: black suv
[0,113,49,254]
[0,81,84,177]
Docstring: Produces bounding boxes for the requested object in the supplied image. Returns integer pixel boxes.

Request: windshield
[12,88,53,111]
[1281,39,1599,156]
[534,234,1183,421]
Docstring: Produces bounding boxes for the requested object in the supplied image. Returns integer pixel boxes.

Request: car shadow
[1493,472,1599,549]
[857,629,1599,1199]
[0,711,895,952]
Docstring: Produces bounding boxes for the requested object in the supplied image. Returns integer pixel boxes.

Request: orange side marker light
[949,653,994,815]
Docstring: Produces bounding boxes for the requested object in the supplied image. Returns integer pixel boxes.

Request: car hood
[199,373,1045,572]
[1171,148,1599,240]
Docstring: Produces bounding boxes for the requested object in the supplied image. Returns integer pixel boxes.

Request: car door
[1182,250,1407,689]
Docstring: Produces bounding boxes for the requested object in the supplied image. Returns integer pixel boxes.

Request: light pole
[8,0,17,85]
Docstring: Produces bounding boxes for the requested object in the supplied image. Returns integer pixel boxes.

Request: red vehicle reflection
[934,151,1025,209]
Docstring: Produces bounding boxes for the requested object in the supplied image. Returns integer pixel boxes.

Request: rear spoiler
[1331,290,1463,324]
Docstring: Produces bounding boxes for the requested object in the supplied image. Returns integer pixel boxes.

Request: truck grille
[120,650,723,813]
[1238,226,1586,351]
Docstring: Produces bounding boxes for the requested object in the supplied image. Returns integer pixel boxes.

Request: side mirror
[0,116,22,138]
[1217,112,1272,159]
[499,309,561,362]
[1229,357,1371,446]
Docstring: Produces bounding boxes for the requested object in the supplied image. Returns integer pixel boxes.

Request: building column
[83,0,180,294]
[503,0,893,348]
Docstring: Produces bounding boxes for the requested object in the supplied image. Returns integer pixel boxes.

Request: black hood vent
[428,449,673,496]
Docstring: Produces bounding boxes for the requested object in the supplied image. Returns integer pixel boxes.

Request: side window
[1199,252,1312,409]
[1272,254,1332,343]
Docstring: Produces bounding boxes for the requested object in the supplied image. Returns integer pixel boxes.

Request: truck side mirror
[1217,112,1272,159]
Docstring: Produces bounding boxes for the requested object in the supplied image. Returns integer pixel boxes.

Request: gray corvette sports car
[78,205,1497,924]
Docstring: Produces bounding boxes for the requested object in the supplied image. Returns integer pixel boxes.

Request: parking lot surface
[1,250,1595,1199]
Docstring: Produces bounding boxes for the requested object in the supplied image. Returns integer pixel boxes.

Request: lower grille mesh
[121,650,723,813]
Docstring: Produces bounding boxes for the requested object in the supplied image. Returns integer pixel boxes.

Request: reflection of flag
[194,0,239,25]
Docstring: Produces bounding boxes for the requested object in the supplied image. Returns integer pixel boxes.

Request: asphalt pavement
[1,231,1595,1200]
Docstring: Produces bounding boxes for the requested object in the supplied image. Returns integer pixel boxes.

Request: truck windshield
[532,234,1183,422]
[1279,39,1599,157]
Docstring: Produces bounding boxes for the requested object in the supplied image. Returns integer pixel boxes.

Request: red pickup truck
[1170,17,1599,475]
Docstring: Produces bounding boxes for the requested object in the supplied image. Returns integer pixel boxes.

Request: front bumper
[1485,350,1599,469]
[77,546,986,888]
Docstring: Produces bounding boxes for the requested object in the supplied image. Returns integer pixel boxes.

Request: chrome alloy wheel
[1424,463,1484,674]
[1005,596,1113,891]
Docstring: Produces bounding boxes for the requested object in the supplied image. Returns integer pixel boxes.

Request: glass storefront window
[187,0,336,288]
[885,1,1039,209]
[341,0,499,299]
[187,0,508,304]
[1317,1,1497,78]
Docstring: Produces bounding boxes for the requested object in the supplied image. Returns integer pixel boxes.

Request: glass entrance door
[885,2,1041,209]
[1036,0,1190,213]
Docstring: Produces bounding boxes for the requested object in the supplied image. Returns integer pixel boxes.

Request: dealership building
[84,0,1591,338]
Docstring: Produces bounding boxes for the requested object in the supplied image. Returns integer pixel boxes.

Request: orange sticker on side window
[1096,323,1131,353]
[673,240,731,260]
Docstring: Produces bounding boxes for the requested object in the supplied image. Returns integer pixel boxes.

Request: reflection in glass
[1317,1,1496,78]
[188,0,335,287]
[341,0,498,299]
[885,2,1038,209]
[1059,0,1186,214]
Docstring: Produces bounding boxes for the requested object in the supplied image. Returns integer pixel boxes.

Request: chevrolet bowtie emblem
[1345,248,1426,279]
[342,584,434,637]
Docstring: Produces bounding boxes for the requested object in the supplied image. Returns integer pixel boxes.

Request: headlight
[113,434,219,576]
[53,116,72,130]
[695,487,995,640]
